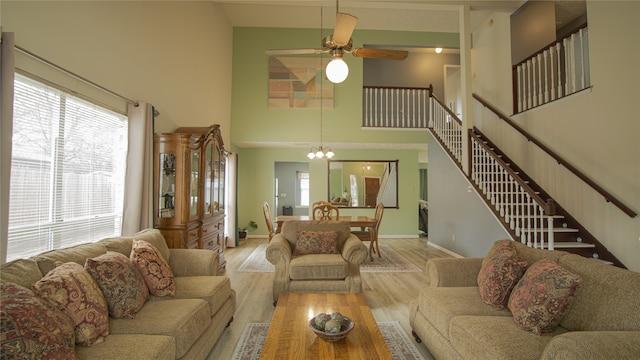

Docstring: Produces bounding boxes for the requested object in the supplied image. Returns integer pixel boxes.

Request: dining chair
[352,203,384,261]
[263,201,276,241]
[312,202,340,220]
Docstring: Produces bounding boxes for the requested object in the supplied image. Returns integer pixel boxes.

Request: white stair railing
[362,86,430,128]
[469,131,556,249]
[428,94,463,164]
[514,26,590,114]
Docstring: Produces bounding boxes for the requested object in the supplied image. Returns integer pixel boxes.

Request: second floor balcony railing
[362,86,430,129]
[513,25,590,114]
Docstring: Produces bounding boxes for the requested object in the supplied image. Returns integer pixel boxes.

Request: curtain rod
[15,45,139,107]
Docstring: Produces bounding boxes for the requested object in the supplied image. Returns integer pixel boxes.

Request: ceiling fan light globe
[326,58,349,83]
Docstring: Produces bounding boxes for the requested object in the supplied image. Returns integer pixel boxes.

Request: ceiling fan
[265,7,409,83]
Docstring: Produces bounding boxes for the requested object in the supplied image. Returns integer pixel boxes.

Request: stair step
[593,258,614,265]
[519,215,564,219]
[544,242,595,249]
[553,227,579,233]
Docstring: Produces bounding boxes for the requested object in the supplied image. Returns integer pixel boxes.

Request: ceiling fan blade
[350,48,408,60]
[333,13,358,46]
[265,49,325,56]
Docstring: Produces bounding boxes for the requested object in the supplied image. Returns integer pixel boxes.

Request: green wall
[237,148,420,238]
[231,27,459,237]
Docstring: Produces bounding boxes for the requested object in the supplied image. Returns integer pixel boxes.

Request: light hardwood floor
[207,237,448,359]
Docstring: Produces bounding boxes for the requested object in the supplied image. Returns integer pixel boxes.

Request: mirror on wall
[327,160,398,209]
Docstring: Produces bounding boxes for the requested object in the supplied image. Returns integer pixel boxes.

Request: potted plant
[239,220,258,239]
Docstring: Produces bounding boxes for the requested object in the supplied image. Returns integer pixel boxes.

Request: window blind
[7,74,128,261]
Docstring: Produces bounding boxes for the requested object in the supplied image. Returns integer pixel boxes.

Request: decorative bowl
[308,316,355,342]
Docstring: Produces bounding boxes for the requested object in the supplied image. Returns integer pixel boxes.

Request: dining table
[274,215,378,260]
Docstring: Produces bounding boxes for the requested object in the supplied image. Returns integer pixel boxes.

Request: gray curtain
[121,103,155,235]
[0,31,15,264]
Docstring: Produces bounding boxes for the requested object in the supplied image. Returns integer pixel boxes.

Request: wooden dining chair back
[312,203,340,220]
[311,200,331,209]
[263,201,276,241]
[352,203,385,261]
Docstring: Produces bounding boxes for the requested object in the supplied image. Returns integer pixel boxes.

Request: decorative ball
[310,312,354,342]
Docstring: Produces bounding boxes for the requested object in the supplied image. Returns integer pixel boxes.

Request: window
[7,74,128,261]
[296,171,309,207]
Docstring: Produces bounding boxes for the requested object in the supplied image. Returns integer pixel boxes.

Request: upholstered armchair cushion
[266,220,368,303]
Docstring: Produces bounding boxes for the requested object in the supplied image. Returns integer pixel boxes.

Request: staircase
[426,87,627,268]
[470,128,623,267]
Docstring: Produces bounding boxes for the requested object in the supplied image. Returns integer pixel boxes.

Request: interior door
[364,177,380,207]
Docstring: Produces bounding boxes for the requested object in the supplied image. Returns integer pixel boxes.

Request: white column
[458,5,473,175]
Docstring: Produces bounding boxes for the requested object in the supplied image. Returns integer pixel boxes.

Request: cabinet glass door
[213,143,220,212]
[190,149,199,218]
[159,153,176,218]
[204,143,213,215]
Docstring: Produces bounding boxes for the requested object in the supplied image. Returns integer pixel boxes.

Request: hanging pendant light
[307,5,336,160]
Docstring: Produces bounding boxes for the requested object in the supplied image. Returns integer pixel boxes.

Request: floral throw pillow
[477,240,527,309]
[130,239,176,297]
[293,230,340,256]
[508,258,582,335]
[1,282,77,359]
[85,251,149,319]
[32,262,109,347]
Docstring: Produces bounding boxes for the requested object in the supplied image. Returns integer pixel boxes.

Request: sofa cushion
[0,258,43,289]
[130,239,176,297]
[32,262,110,346]
[100,230,172,263]
[108,299,210,359]
[289,254,348,280]
[153,276,232,317]
[281,220,351,251]
[33,242,107,277]
[477,240,527,309]
[557,254,640,331]
[85,251,149,319]
[0,282,77,359]
[508,258,582,335]
[75,334,175,360]
[293,230,340,255]
[416,287,511,338]
[450,315,569,360]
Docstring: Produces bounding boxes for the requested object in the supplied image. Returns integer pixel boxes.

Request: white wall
[1,1,233,144]
[457,2,640,271]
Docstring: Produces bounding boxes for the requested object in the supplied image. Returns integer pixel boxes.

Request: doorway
[274,162,309,216]
[364,177,380,207]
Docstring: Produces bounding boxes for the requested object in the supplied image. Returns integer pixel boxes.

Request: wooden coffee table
[260,293,392,359]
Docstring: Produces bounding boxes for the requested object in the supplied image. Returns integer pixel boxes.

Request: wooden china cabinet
[153,124,227,274]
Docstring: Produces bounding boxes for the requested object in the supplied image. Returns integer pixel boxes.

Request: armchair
[265,220,368,304]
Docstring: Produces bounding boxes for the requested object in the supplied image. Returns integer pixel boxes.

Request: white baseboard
[427,242,464,258]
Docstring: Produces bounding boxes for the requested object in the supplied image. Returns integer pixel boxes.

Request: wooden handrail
[473,93,637,218]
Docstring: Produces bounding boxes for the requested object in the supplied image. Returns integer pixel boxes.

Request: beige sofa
[265,220,368,304]
[409,240,640,360]
[0,229,236,360]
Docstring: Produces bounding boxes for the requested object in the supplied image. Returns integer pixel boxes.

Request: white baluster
[546,216,554,250]
[543,50,549,104]
[564,38,571,95]
[556,43,563,98]
[532,56,538,107]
